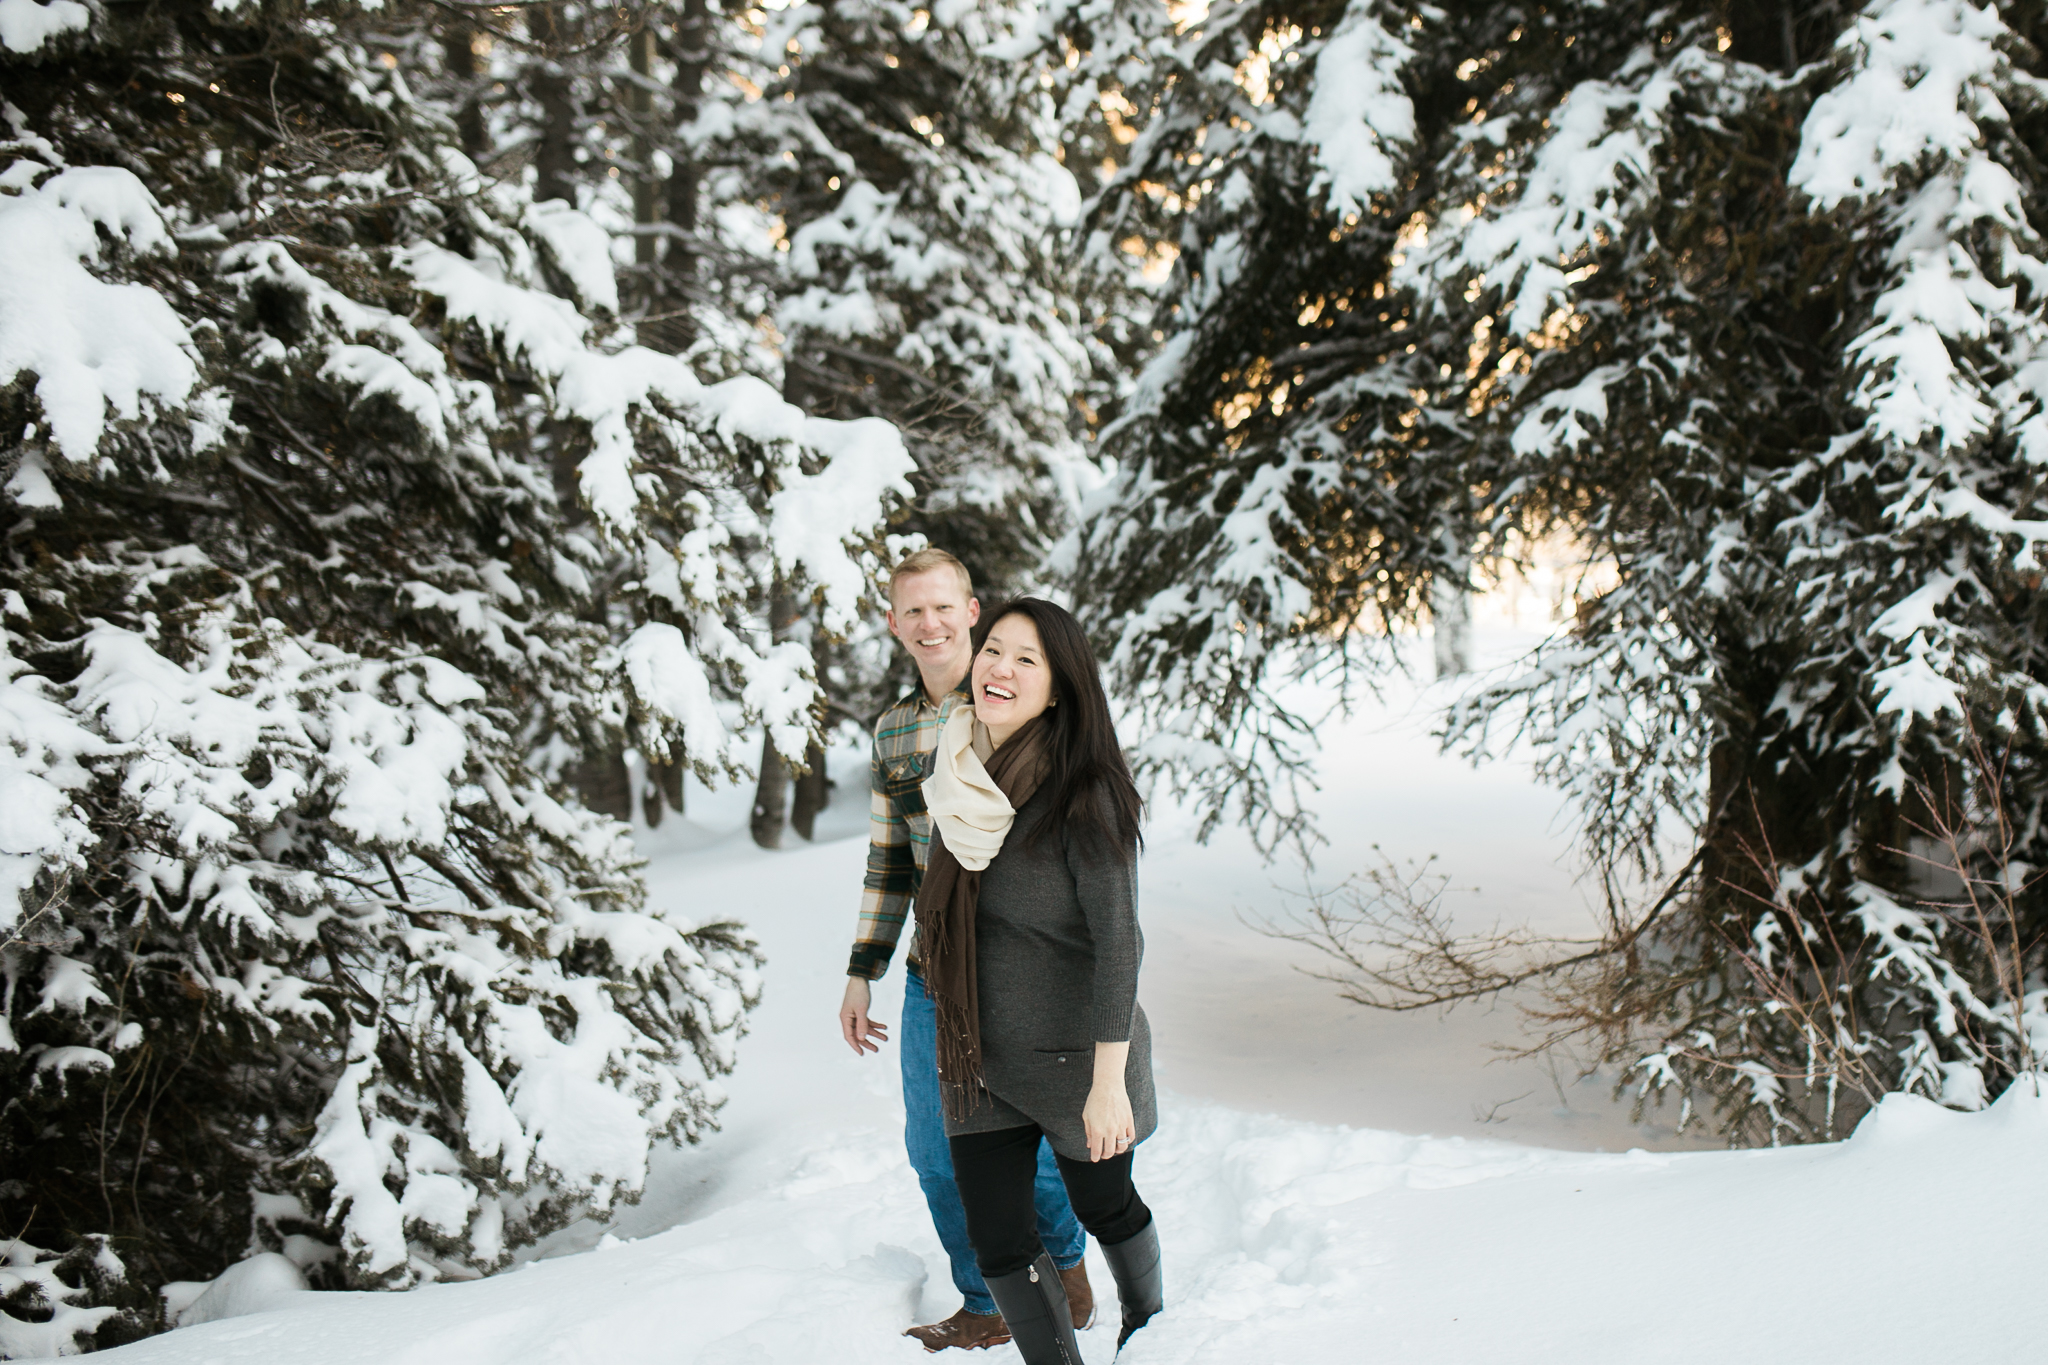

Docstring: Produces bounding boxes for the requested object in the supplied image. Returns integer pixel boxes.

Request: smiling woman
[964,601,1146,858]
[916,597,1162,1361]
[970,614,1054,744]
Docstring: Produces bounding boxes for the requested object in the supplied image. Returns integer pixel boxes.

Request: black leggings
[950,1124,1154,1279]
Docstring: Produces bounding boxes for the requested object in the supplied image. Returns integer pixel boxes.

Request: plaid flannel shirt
[846,677,970,981]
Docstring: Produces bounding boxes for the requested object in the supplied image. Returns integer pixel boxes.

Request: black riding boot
[984,1252,1083,1365]
[1101,1218,1163,1347]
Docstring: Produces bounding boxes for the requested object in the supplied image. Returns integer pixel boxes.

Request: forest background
[3,0,2046,1353]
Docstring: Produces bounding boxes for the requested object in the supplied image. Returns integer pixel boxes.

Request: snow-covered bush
[1,0,909,1349]
[1052,0,2048,1138]
[0,1236,153,1357]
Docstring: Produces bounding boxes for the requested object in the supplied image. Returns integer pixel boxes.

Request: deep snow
[65,699,2048,1363]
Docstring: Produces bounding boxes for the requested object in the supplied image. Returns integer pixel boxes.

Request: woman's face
[972,613,1055,744]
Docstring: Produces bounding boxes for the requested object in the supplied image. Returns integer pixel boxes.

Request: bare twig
[1247,843,1703,1013]
[1473,1091,1531,1124]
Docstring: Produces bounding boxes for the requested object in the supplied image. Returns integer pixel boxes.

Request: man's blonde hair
[888,547,974,604]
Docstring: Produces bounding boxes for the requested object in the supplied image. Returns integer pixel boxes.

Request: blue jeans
[901,969,1085,1315]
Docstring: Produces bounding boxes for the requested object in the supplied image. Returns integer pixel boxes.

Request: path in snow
[90,832,2048,1365]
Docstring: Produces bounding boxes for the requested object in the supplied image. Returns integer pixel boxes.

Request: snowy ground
[70,628,2048,1363]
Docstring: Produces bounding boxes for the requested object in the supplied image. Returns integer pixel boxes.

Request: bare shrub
[1254,728,2046,1145]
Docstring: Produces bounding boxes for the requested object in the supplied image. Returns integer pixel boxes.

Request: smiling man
[837,548,1094,1351]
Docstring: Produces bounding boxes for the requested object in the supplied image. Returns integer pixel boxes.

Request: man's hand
[840,975,890,1055]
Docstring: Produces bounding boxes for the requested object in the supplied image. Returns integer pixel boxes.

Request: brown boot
[903,1306,1012,1352]
[1057,1259,1095,1331]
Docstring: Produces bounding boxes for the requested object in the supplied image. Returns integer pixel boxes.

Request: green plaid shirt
[846,677,969,981]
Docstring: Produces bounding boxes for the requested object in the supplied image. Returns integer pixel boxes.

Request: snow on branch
[1399,46,1730,340]
[1301,2,1415,216]
[1794,0,2042,459]
[1789,0,2011,211]
[0,626,99,932]
[0,165,197,469]
[402,243,913,601]
[0,0,88,55]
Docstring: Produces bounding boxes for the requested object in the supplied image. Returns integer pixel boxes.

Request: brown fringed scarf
[914,713,1051,1121]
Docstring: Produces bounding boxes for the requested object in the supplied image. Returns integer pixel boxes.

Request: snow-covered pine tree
[1060,0,2048,1139]
[0,0,910,1350]
[677,0,1108,841]
[428,1,778,371]
[392,2,1094,844]
[1040,0,1499,848]
[736,0,1098,590]
[404,3,805,830]
[1392,0,2048,1139]
[404,1,699,826]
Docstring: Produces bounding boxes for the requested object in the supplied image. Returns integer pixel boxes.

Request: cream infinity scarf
[923,704,1014,869]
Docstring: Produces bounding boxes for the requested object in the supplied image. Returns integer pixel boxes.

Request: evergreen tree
[1040,0,1490,849]
[0,1,910,1351]
[1406,0,2048,1139]
[1056,0,2048,1138]
[406,1,718,826]
[700,0,1110,841]
[418,2,1112,846]
[741,0,1098,585]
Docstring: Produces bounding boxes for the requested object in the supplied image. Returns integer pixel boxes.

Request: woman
[914,598,1162,1364]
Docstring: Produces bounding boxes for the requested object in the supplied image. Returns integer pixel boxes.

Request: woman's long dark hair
[973,598,1144,855]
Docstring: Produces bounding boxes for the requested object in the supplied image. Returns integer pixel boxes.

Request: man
[837,547,1094,1351]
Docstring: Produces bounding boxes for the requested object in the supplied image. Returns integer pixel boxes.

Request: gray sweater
[943,784,1157,1160]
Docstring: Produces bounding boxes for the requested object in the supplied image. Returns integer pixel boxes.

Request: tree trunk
[1430,575,1472,678]
[626,24,659,270]
[642,756,685,827]
[543,413,631,821]
[529,7,578,205]
[790,627,833,839]
[567,751,633,822]
[1699,652,1851,913]
[750,584,801,848]
[749,732,791,849]
[441,24,489,158]
[644,0,710,355]
[790,738,829,841]
[665,0,708,242]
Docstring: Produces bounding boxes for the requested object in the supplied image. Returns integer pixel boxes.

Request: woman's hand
[1082,1041,1135,1161]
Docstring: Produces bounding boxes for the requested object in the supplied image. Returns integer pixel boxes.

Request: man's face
[886,568,980,681]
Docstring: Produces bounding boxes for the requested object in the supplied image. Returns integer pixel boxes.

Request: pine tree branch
[410,846,497,914]
[803,341,985,417]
